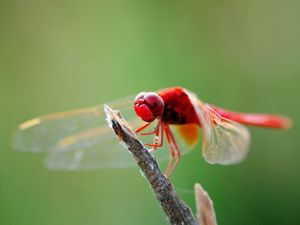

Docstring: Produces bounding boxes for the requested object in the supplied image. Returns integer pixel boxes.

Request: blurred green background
[1,1,299,225]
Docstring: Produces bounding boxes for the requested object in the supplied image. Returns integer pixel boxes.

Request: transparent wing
[45,120,197,170]
[13,95,196,170]
[45,119,141,170]
[187,91,250,165]
[13,106,104,152]
[13,96,134,153]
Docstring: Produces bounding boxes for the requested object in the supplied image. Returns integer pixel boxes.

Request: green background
[1,1,299,225]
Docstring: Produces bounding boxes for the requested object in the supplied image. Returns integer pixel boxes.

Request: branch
[104,105,199,225]
[194,183,218,225]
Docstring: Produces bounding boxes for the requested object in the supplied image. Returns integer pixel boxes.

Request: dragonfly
[13,87,291,176]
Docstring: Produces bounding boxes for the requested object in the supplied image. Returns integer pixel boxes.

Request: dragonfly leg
[135,122,152,133]
[164,125,175,177]
[139,120,162,136]
[137,120,164,149]
[145,123,164,152]
[135,120,160,136]
[165,125,181,177]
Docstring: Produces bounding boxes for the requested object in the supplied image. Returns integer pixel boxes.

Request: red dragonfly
[13,87,291,176]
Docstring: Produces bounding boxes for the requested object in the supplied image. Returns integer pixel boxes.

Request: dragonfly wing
[201,105,250,164]
[14,94,197,170]
[187,91,250,165]
[44,114,189,170]
[13,95,173,170]
[13,106,104,152]
[13,96,135,153]
[175,124,199,147]
[171,124,199,156]
[45,121,139,170]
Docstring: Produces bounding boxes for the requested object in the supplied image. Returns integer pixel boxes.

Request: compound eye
[134,92,155,122]
[144,92,164,117]
[134,92,146,102]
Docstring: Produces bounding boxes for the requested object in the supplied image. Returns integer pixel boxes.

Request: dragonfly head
[134,92,164,122]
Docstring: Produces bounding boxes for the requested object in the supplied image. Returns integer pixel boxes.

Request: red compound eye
[134,92,164,122]
[143,93,164,117]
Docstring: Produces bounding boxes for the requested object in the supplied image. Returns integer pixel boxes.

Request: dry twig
[105,105,217,225]
[194,183,218,225]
